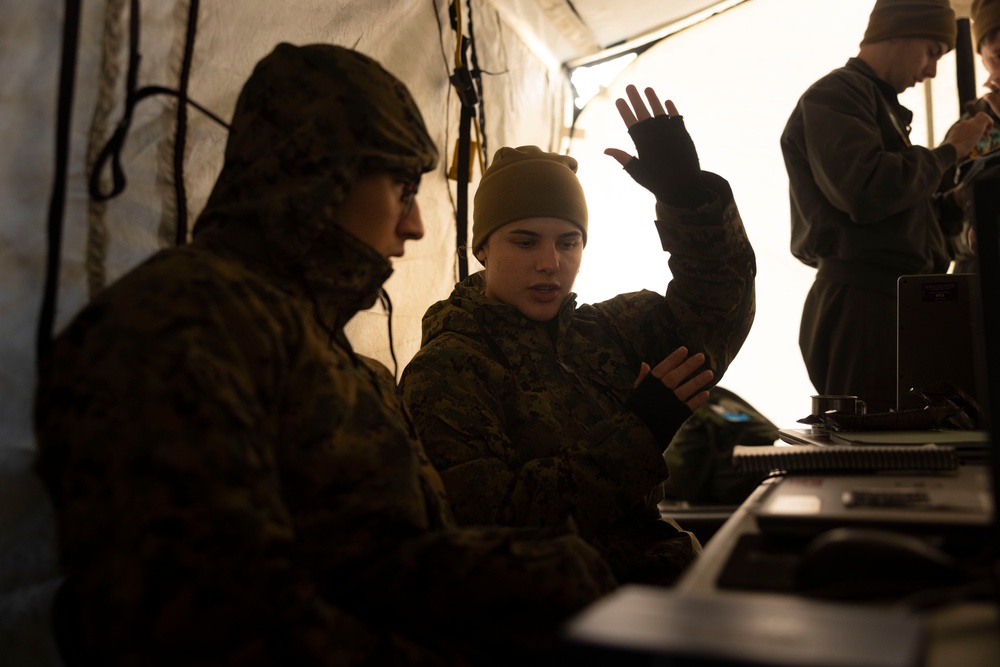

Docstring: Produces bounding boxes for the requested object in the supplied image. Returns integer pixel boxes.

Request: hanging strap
[88,0,224,210]
[454,101,474,280]
[41,0,222,364]
[172,0,200,245]
[449,0,486,280]
[38,0,83,367]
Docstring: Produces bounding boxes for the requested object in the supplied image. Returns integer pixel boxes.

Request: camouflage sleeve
[599,171,756,385]
[352,524,617,662]
[400,344,669,538]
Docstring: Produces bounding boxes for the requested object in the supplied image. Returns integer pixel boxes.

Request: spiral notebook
[732,442,959,473]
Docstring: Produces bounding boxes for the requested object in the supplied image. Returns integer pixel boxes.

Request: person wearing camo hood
[400,85,757,585]
[34,43,616,666]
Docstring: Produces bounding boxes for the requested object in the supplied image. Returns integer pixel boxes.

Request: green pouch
[661,386,778,504]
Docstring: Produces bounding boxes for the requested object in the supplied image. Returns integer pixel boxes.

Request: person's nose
[399,200,425,241]
[536,243,560,273]
[924,59,938,79]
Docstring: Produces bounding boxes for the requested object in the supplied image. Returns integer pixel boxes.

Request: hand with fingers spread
[604,84,708,207]
[627,346,714,442]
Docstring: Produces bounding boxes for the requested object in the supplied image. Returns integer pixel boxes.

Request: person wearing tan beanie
[401,83,756,586]
[471,146,588,253]
[973,0,1000,52]
[860,0,957,50]
[780,0,994,414]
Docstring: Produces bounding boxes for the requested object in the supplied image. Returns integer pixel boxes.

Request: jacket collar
[194,214,392,335]
[421,270,578,355]
[845,57,914,128]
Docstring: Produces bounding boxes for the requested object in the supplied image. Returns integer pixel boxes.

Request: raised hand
[604,84,705,207]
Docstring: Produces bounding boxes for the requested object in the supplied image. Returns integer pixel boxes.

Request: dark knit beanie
[860,0,957,50]
[472,146,588,252]
[973,0,1000,51]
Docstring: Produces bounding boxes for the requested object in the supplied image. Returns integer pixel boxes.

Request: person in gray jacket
[781,0,993,413]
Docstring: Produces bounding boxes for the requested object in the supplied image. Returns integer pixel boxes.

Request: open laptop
[897,272,982,411]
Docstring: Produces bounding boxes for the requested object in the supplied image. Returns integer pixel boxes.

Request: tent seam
[85,0,129,297]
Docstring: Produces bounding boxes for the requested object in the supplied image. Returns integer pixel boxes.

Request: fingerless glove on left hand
[624,114,710,208]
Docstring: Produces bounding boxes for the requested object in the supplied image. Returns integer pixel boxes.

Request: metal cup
[811,394,867,416]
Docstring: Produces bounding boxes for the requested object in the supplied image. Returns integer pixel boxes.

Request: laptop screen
[896,273,981,412]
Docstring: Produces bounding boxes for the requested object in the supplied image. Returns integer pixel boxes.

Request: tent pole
[38,0,83,367]
[456,104,472,281]
[956,17,977,111]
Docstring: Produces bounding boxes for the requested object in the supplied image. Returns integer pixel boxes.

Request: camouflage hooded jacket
[400,172,756,579]
[34,44,614,667]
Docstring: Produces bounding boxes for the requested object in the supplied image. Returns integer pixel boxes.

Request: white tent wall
[0,1,571,662]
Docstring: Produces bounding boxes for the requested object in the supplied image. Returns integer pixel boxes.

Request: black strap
[41,0,219,364]
[464,0,487,161]
[449,0,486,280]
[89,0,222,211]
[172,0,200,245]
[38,0,83,367]
[87,0,142,202]
[455,102,473,280]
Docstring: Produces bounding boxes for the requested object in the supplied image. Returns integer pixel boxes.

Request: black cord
[464,0,488,165]
[88,0,224,218]
[173,0,200,245]
[38,0,83,368]
[432,0,458,221]
[88,0,142,202]
[378,288,399,379]
[42,0,220,364]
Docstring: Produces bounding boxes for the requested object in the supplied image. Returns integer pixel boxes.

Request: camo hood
[193,42,438,329]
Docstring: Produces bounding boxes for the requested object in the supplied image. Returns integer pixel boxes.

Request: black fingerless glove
[626,373,694,446]
[624,114,710,208]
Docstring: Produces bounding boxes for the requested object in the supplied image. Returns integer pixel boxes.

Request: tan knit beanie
[472,146,588,252]
[860,0,957,50]
[973,0,1000,51]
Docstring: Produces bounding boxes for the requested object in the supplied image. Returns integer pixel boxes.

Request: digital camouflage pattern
[34,43,615,666]
[400,172,756,585]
